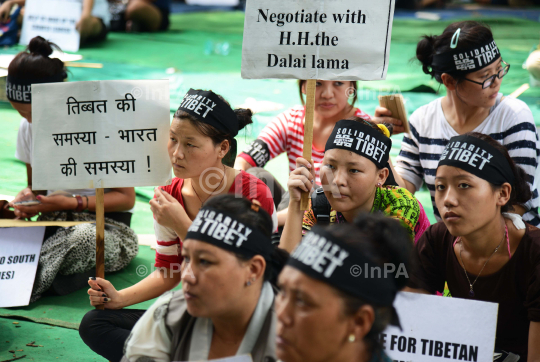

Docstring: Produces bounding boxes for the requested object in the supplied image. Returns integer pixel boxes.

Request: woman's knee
[79,309,105,342]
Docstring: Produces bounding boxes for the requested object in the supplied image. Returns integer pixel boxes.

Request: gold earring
[348,334,356,343]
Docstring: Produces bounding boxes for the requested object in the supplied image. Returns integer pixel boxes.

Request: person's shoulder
[498,95,532,114]
[419,221,453,247]
[522,223,540,251]
[280,105,305,121]
[235,171,274,211]
[18,118,31,132]
[164,289,192,328]
[491,96,534,126]
[161,178,184,197]
[354,107,371,121]
[383,186,418,203]
[409,97,442,122]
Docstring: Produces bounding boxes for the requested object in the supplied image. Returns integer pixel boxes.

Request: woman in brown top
[408,132,540,360]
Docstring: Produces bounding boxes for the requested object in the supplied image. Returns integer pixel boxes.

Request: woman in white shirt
[394,20,540,226]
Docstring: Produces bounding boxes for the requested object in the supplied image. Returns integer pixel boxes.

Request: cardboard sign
[383,292,498,362]
[241,0,396,80]
[31,80,172,190]
[20,0,81,52]
[0,227,45,307]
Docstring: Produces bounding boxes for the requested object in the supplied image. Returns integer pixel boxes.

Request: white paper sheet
[0,227,45,307]
[31,80,172,190]
[20,0,82,52]
[242,0,396,80]
[384,292,498,362]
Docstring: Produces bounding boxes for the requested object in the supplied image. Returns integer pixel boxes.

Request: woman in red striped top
[235,80,403,226]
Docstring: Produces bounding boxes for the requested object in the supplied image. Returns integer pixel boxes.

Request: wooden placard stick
[95,188,105,310]
[300,79,317,210]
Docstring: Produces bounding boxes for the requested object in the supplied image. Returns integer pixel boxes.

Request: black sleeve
[408,224,447,294]
[241,139,271,168]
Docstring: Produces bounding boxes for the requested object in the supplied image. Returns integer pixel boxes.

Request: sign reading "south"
[241,0,396,80]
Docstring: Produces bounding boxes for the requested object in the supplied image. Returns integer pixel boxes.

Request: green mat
[1,319,106,361]
[0,245,181,330]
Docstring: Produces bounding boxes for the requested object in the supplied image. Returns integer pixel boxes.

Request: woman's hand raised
[288,157,315,204]
[87,277,123,309]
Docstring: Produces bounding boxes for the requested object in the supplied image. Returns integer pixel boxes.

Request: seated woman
[394,20,540,226]
[79,89,276,362]
[280,117,430,253]
[121,194,287,362]
[234,79,402,223]
[408,133,540,360]
[6,36,137,302]
[276,213,412,362]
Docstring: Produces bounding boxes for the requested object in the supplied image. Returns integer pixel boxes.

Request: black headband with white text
[325,120,392,169]
[185,207,274,260]
[177,89,239,137]
[287,226,400,310]
[437,135,515,186]
[6,73,66,104]
[431,38,501,75]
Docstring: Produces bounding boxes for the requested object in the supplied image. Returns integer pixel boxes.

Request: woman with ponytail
[80,89,277,362]
[280,117,430,253]
[394,21,540,226]
[120,194,286,362]
[408,133,540,360]
[6,36,138,302]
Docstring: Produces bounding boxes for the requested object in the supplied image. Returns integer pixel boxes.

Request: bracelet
[74,195,84,212]
[84,195,89,212]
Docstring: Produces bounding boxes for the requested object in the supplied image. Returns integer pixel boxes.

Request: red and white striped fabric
[238,105,371,184]
[153,171,276,269]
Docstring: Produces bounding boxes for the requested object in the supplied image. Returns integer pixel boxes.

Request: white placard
[31,80,172,190]
[20,0,81,52]
[0,227,45,307]
[241,0,396,80]
[384,292,498,362]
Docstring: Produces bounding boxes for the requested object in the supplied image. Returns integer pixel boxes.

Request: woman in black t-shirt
[408,132,540,360]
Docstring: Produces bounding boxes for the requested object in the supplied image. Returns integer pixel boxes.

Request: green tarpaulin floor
[0,10,539,361]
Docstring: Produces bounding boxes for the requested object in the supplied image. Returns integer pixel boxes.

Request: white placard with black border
[0,227,45,307]
[31,80,172,190]
[20,0,81,52]
[241,0,396,80]
[384,292,498,362]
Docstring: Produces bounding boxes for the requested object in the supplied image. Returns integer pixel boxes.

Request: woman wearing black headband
[121,194,287,362]
[234,79,403,225]
[280,117,430,253]
[394,21,540,226]
[80,89,276,362]
[4,36,138,301]
[277,213,412,362]
[408,133,540,359]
